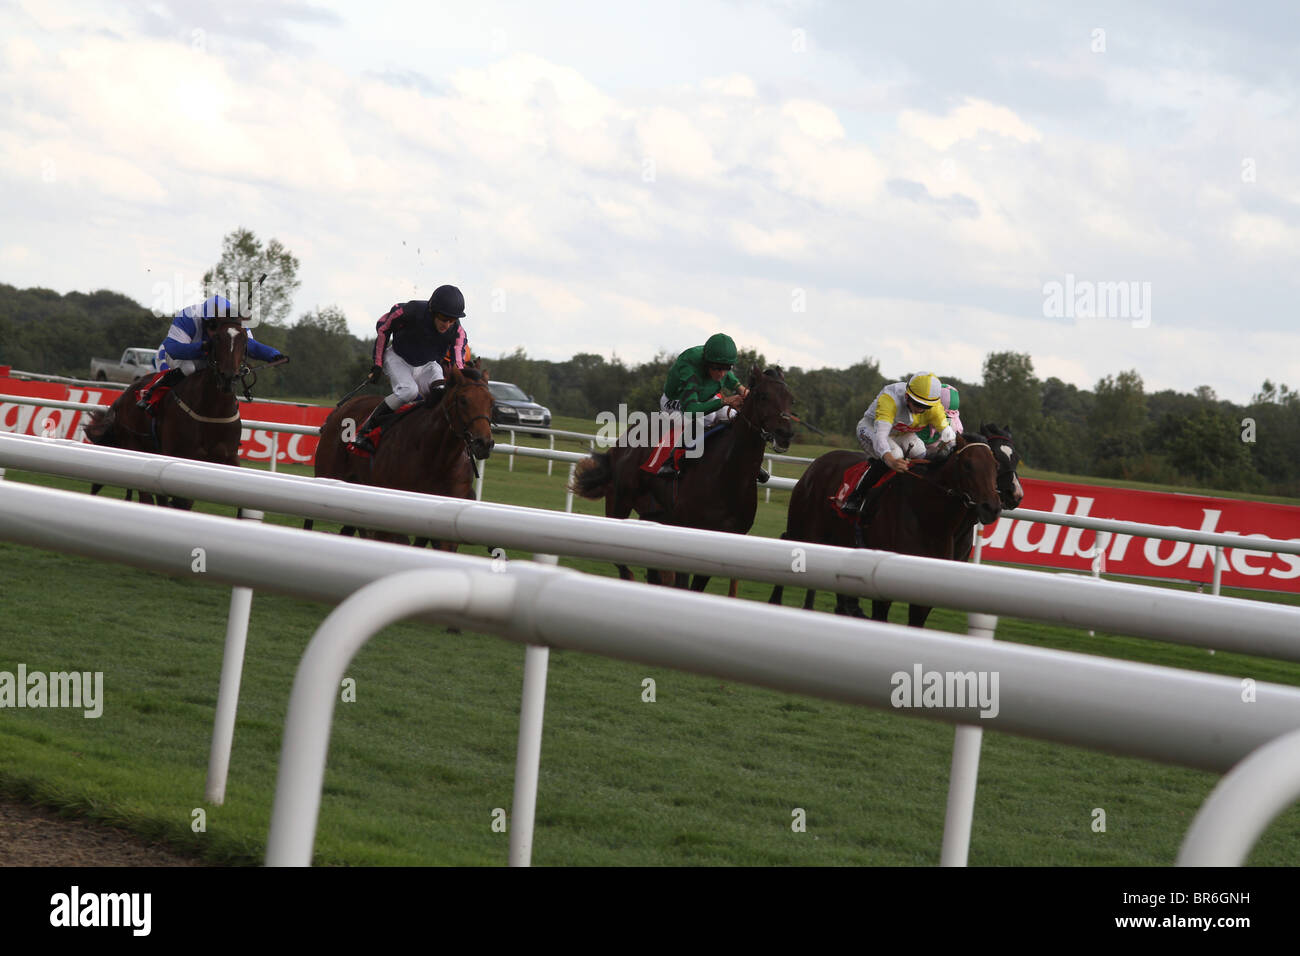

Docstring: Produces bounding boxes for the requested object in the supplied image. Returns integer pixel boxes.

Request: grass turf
[0,433,1298,866]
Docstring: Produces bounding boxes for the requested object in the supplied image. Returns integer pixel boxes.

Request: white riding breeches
[660,393,736,430]
[382,348,444,410]
[856,427,926,463]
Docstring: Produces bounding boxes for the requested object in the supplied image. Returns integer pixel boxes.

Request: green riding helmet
[703,333,737,366]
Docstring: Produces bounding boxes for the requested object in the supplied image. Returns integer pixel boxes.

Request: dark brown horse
[83,316,249,508]
[570,367,795,591]
[308,365,495,547]
[768,430,1008,627]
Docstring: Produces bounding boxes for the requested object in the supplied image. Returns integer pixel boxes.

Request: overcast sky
[2,0,1297,404]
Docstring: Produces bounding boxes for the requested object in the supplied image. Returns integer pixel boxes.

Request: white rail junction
[2,434,1300,867]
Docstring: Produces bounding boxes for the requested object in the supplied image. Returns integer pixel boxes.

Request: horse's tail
[569,452,613,499]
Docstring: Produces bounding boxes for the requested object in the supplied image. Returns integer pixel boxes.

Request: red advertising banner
[0,371,329,466]
[981,479,1300,593]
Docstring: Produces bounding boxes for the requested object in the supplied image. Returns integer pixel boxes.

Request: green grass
[3,443,1299,866]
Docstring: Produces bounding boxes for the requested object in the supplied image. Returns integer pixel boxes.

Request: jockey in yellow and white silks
[842,372,956,515]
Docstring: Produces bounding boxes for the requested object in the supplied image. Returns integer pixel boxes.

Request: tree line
[1,282,1295,498]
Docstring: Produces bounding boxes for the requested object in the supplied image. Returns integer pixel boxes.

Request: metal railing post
[206,508,265,805]
[940,612,998,866]
[266,569,516,866]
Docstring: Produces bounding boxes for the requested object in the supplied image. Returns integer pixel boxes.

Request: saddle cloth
[828,459,894,519]
[638,419,731,474]
[345,401,420,459]
[138,371,172,413]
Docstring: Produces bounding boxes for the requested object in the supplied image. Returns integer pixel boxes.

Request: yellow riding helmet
[906,372,943,407]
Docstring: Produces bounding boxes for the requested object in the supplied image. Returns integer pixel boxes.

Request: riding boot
[137,368,184,409]
[351,402,399,454]
[757,468,770,484]
[423,383,447,408]
[841,458,890,514]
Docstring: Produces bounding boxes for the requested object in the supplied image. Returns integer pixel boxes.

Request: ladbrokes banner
[981,479,1300,593]
[0,372,329,465]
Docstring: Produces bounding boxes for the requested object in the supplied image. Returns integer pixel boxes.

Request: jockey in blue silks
[138,295,284,407]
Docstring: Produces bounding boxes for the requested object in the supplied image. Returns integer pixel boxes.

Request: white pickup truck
[90,348,159,383]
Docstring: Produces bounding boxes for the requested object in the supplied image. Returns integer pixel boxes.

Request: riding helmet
[703,333,738,366]
[429,285,466,319]
[906,372,943,407]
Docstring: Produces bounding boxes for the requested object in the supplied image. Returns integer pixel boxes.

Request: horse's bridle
[916,441,995,510]
[440,379,494,475]
[732,382,793,447]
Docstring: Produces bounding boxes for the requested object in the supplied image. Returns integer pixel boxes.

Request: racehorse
[307,365,495,547]
[569,367,796,591]
[768,427,1012,627]
[83,315,250,509]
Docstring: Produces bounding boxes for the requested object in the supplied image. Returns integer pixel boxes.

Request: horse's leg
[412,537,430,548]
[908,604,934,629]
[615,564,634,581]
[769,584,785,605]
[647,569,662,586]
[90,483,103,497]
[690,574,711,593]
[302,518,314,531]
[802,589,817,610]
[727,578,739,598]
[339,525,358,537]
[871,599,891,622]
[171,497,194,511]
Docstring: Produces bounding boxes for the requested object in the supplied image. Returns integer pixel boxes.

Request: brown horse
[570,367,795,591]
[308,365,495,546]
[768,431,1006,627]
[83,316,249,509]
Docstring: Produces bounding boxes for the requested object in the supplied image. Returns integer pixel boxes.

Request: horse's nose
[978,502,1001,525]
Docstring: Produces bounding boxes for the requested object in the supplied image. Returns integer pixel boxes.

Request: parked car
[90,348,159,383]
[488,381,552,432]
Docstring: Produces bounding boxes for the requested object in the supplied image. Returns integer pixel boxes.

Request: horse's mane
[459,366,484,382]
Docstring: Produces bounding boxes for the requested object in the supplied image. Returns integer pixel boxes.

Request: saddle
[345,401,421,459]
[828,459,895,520]
[638,419,731,476]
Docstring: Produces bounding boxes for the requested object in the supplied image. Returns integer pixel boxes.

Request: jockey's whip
[783,412,825,437]
[335,377,374,407]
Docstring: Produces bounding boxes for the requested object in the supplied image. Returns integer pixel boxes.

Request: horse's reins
[441,380,494,479]
[166,327,245,424]
[909,441,995,510]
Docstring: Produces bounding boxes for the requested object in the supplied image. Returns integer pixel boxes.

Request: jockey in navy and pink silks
[350,284,471,455]
[138,295,283,406]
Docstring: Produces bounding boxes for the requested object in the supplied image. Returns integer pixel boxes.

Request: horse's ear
[747,366,758,388]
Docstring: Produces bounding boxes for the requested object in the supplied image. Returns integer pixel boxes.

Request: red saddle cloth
[138,371,172,413]
[638,419,686,474]
[345,401,419,459]
[829,460,894,519]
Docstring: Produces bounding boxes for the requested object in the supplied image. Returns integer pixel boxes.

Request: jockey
[840,372,956,515]
[351,284,470,455]
[916,382,963,448]
[137,295,284,408]
[645,332,766,481]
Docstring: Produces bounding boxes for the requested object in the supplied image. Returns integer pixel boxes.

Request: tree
[1088,369,1146,475]
[203,228,301,327]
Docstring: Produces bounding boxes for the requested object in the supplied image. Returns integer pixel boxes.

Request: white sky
[2,0,1297,404]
